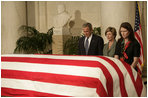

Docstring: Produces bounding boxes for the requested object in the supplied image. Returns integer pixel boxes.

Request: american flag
[1,54,146,97]
[134,2,144,75]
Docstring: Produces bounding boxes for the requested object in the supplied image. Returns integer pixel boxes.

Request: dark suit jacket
[78,34,104,55]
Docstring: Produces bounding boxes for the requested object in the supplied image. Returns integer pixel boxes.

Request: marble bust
[53,4,71,28]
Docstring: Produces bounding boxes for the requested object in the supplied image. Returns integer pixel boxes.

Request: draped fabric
[1,54,146,97]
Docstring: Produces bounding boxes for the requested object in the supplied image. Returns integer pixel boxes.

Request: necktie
[85,37,89,55]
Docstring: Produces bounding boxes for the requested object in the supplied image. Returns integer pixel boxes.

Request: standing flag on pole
[134,2,144,75]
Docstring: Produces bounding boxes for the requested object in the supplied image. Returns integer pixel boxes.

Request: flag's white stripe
[1,54,122,96]
[136,36,143,49]
[136,30,143,44]
[135,31,144,52]
[139,51,144,62]
[131,68,138,81]
[137,63,142,71]
[136,30,143,39]
[107,57,138,97]
[2,62,108,93]
[2,54,146,96]
[92,56,121,97]
[135,30,144,47]
[139,56,144,63]
[133,31,144,73]
[2,62,101,79]
[98,70,107,93]
[2,54,100,61]
[140,82,147,97]
[1,54,113,62]
[2,78,98,97]
[101,57,120,97]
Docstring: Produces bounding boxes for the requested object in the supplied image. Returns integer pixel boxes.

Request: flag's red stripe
[1,58,113,96]
[139,58,142,65]
[136,73,143,96]
[96,80,108,97]
[95,62,113,96]
[2,70,108,97]
[137,65,142,76]
[120,61,142,96]
[1,87,70,97]
[1,56,113,96]
[2,66,112,97]
[135,31,144,56]
[2,57,101,67]
[135,30,144,72]
[2,73,107,97]
[139,24,143,37]
[2,69,100,88]
[98,56,128,97]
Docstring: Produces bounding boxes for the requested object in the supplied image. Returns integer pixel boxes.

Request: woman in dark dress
[114,22,140,69]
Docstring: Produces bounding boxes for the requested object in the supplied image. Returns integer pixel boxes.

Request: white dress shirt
[84,34,93,49]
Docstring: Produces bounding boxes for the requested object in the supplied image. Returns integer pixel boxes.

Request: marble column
[1,1,26,54]
[33,1,48,33]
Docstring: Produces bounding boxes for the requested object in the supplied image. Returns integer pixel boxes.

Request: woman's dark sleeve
[115,40,121,56]
[133,40,141,57]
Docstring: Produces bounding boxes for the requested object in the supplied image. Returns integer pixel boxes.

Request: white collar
[85,34,93,40]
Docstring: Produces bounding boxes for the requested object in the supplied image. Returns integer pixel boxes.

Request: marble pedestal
[52,27,70,54]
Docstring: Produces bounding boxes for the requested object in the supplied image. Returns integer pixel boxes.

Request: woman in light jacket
[103,27,117,57]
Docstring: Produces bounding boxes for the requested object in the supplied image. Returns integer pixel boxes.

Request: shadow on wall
[69,10,87,36]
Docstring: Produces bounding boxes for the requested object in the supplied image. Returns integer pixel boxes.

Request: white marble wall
[1,1,147,63]
[47,1,101,36]
[101,1,136,43]
[27,1,101,36]
[1,1,26,54]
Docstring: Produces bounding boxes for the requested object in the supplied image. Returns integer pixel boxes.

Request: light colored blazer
[103,40,116,57]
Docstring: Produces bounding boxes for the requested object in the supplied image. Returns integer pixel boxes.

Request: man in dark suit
[78,23,104,55]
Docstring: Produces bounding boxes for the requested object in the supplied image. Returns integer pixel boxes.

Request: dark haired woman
[103,27,117,57]
[114,22,140,69]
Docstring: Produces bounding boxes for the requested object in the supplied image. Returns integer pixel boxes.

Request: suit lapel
[82,37,86,51]
[89,34,95,50]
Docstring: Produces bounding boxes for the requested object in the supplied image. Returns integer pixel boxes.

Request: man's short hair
[82,23,93,30]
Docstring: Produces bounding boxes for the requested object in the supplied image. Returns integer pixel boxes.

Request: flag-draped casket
[1,54,146,97]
